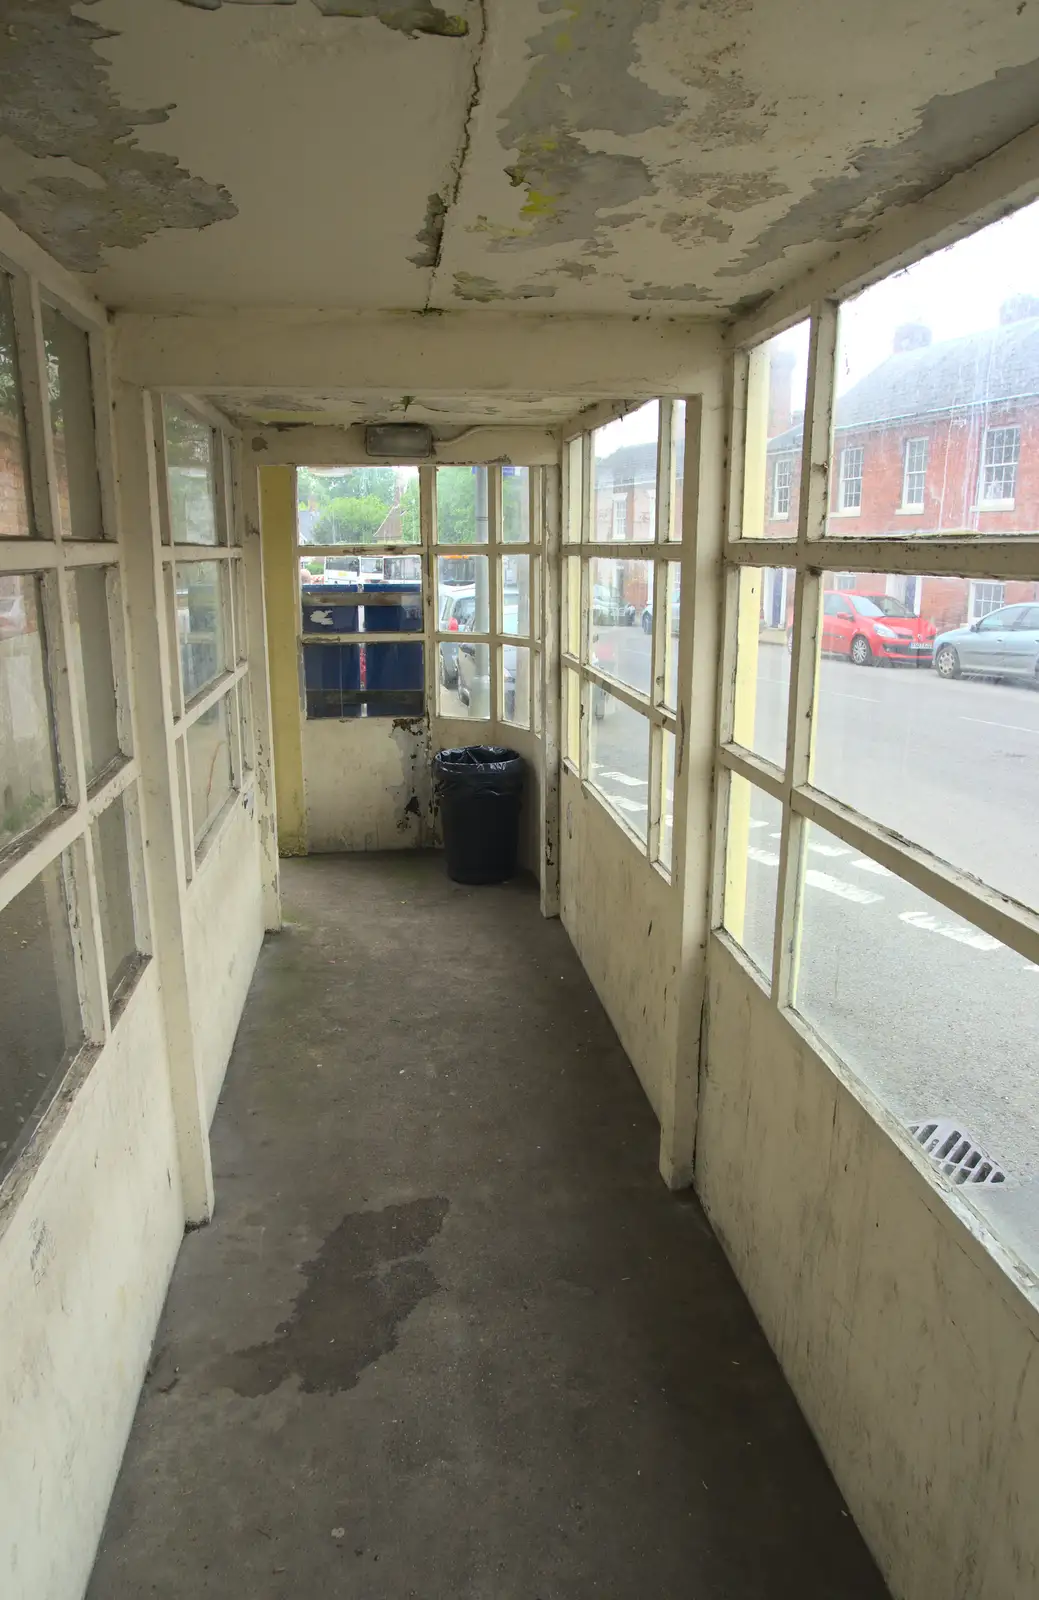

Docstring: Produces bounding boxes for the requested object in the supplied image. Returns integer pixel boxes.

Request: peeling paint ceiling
[206,389,590,425]
[5,0,1039,321]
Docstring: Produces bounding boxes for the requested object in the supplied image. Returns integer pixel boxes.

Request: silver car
[933,602,1039,683]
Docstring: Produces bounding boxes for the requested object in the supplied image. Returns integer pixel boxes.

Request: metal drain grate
[908,1119,1007,1185]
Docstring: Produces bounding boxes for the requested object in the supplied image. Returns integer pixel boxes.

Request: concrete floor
[88,854,889,1600]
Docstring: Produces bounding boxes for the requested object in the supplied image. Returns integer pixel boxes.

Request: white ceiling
[6,0,1039,321]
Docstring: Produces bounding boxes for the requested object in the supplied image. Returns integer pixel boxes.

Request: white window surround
[835,444,864,514]
[968,579,1006,622]
[900,436,928,510]
[772,454,793,519]
[978,424,1019,509]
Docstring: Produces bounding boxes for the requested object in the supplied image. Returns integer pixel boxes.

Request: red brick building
[763,298,1039,628]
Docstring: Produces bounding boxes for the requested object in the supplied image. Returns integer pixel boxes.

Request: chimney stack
[768,348,796,438]
[1000,294,1039,325]
[893,322,932,354]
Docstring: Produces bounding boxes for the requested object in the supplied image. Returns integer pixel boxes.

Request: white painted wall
[303,717,432,854]
[559,766,679,1120]
[697,936,1039,1600]
[0,969,183,1600]
[185,795,266,1124]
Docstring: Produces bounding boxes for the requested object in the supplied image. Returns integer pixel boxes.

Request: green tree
[435,466,480,542]
[312,494,391,543]
[399,475,420,542]
[298,466,397,513]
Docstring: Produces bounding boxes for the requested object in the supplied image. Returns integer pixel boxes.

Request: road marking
[748,819,769,830]
[600,770,646,787]
[960,715,1039,736]
[851,857,893,877]
[805,869,883,905]
[899,911,1001,951]
[602,793,646,816]
[808,843,849,858]
[827,691,880,703]
[748,846,780,866]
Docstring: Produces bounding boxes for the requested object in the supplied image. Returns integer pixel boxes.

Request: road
[585,627,1039,1264]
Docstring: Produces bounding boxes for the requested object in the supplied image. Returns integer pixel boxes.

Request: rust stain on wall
[175,0,470,35]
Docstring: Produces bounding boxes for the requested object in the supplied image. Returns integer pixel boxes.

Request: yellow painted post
[260,465,307,855]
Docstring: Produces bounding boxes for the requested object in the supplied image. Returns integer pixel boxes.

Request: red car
[814,590,936,667]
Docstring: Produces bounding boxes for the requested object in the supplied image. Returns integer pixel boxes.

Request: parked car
[439,585,475,686]
[933,602,1039,683]
[808,590,936,666]
[639,601,680,636]
[593,583,635,627]
[457,631,517,718]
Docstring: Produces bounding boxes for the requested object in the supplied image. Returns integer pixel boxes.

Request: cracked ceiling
[4,0,1039,320]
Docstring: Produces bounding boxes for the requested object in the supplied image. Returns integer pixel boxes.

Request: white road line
[769,830,782,838]
[899,911,1002,951]
[600,770,647,787]
[748,846,781,867]
[602,794,647,816]
[851,857,893,877]
[827,691,880,703]
[748,819,769,830]
[960,715,1039,736]
[808,843,849,858]
[805,869,883,905]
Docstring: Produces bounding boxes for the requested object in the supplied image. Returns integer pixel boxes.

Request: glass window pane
[826,198,1039,538]
[668,400,686,542]
[43,305,102,541]
[304,641,423,719]
[186,697,233,845]
[297,465,419,546]
[588,690,649,840]
[93,793,138,1002]
[794,820,1039,1276]
[565,437,582,543]
[300,560,422,635]
[0,855,82,1168]
[0,275,33,538]
[502,553,530,636]
[563,666,581,765]
[661,563,681,712]
[233,559,248,661]
[594,401,658,543]
[812,570,1039,909]
[563,556,580,657]
[659,728,675,872]
[502,466,530,543]
[72,566,121,785]
[746,322,810,539]
[730,566,794,768]
[0,576,59,851]
[177,562,226,703]
[436,464,488,543]
[502,644,530,728]
[723,774,781,982]
[438,640,489,718]
[531,554,541,644]
[532,648,542,735]
[437,554,487,634]
[590,558,652,695]
[165,401,218,546]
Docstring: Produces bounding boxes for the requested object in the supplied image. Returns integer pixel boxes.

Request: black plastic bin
[433,746,525,885]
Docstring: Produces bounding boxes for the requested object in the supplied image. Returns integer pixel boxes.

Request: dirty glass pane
[588,690,649,840]
[177,561,226,703]
[563,666,581,766]
[438,640,489,718]
[301,560,422,634]
[71,566,122,785]
[593,401,658,543]
[730,566,795,769]
[812,569,1039,910]
[165,400,218,546]
[502,643,530,729]
[187,695,233,845]
[233,557,248,660]
[590,558,652,695]
[659,728,675,873]
[723,774,781,982]
[502,465,530,543]
[0,275,33,538]
[532,647,542,735]
[93,792,138,1002]
[297,465,419,546]
[661,563,681,711]
[43,304,102,541]
[0,854,81,1170]
[745,321,809,540]
[304,640,422,719]
[794,819,1039,1276]
[437,554,488,634]
[826,197,1039,537]
[502,553,529,636]
[0,576,59,852]
[563,556,580,658]
[668,400,686,542]
[436,464,488,544]
[565,437,583,543]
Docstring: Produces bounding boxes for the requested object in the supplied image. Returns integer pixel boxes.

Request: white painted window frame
[152,394,250,878]
[560,400,683,877]
[901,435,928,509]
[0,258,152,1186]
[772,452,793,519]
[717,294,1039,1286]
[968,578,1006,622]
[978,423,1019,509]
[836,442,864,513]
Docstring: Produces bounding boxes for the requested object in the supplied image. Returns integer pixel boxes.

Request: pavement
[86,855,890,1600]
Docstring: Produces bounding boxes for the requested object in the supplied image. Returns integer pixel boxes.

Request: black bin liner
[433,746,525,885]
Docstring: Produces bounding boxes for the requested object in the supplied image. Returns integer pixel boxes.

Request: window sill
[977,501,1016,512]
[830,507,862,518]
[895,505,926,515]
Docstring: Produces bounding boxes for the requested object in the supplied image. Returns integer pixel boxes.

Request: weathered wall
[304,716,433,852]
[559,766,679,1120]
[697,935,1039,1600]
[185,795,266,1123]
[0,969,182,1600]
